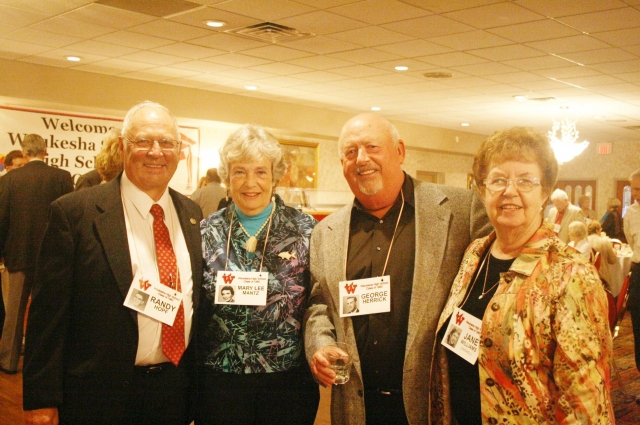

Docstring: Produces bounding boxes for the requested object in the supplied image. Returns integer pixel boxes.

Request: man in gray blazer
[546,188,585,243]
[304,113,491,425]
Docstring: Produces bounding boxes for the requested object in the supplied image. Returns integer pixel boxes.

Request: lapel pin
[190,218,197,224]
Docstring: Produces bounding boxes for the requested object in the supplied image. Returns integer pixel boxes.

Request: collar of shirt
[121,171,172,220]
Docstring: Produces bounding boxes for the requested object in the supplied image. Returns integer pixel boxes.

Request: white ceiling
[2,0,640,143]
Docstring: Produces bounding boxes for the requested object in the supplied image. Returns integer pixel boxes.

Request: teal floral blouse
[198,195,317,374]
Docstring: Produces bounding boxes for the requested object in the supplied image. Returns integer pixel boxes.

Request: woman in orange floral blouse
[429,127,614,424]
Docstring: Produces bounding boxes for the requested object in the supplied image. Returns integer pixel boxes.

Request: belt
[366,387,402,396]
[134,362,173,374]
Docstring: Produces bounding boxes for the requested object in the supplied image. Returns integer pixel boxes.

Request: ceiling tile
[240,44,313,61]
[60,3,155,29]
[119,50,189,66]
[171,59,234,72]
[18,55,79,68]
[428,30,513,50]
[450,62,522,76]
[293,70,348,82]
[167,7,261,30]
[2,28,83,48]
[213,0,314,21]
[560,48,638,65]
[151,42,226,59]
[443,2,544,29]
[118,71,172,82]
[561,74,626,87]
[216,67,276,80]
[66,40,139,57]
[487,19,581,43]
[526,35,614,54]
[0,0,92,16]
[282,36,360,54]
[533,66,601,79]
[327,26,413,47]
[128,20,213,41]
[382,15,474,39]
[327,47,402,64]
[188,32,266,51]
[374,39,453,57]
[79,57,153,72]
[285,54,352,69]
[589,59,640,74]
[95,0,202,17]
[502,55,587,71]
[515,0,627,18]
[72,63,129,75]
[288,0,361,9]
[31,17,116,39]
[398,0,502,14]
[329,64,389,78]
[95,30,175,49]
[329,78,384,89]
[0,38,50,56]
[367,58,437,72]
[482,71,545,84]
[251,75,309,87]
[276,10,367,35]
[468,44,545,61]
[557,7,640,33]
[248,61,311,75]
[613,71,640,82]
[417,51,488,67]
[363,73,424,86]
[203,52,272,67]
[329,0,429,25]
[0,4,49,27]
[592,27,640,46]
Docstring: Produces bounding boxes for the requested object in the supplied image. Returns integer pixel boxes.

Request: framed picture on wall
[278,140,318,189]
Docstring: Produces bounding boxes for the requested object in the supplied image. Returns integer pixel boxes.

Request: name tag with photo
[339,276,390,317]
[215,271,268,306]
[124,278,183,326]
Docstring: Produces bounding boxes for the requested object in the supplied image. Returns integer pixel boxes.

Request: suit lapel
[169,189,202,313]
[93,178,134,304]
[406,181,450,350]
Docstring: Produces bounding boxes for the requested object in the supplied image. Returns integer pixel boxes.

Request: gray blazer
[546,204,585,243]
[304,177,491,425]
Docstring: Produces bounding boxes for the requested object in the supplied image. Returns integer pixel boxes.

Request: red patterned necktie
[150,204,185,366]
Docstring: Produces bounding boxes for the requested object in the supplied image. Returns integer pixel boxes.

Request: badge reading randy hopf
[124,277,183,326]
[441,306,483,365]
[214,271,268,306]
[339,276,391,317]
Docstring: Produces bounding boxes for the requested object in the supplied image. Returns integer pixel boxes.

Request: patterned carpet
[612,313,640,423]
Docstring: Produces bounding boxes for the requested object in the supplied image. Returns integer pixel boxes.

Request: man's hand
[311,347,338,387]
[24,407,59,425]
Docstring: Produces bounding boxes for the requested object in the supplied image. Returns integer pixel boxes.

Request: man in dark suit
[23,102,203,425]
[0,135,73,375]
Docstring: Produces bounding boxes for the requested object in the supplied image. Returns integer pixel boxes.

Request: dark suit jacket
[74,169,102,191]
[23,176,203,423]
[0,160,73,270]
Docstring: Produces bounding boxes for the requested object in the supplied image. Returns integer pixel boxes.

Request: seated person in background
[578,195,597,222]
[568,221,592,259]
[587,221,617,288]
[601,198,625,241]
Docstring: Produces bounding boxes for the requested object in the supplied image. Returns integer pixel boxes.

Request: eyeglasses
[126,138,180,151]
[483,177,541,193]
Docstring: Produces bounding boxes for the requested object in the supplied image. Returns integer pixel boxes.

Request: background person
[0,134,73,375]
[567,220,591,259]
[2,150,28,172]
[304,113,490,425]
[545,189,585,243]
[429,127,613,424]
[602,198,625,241]
[76,128,123,189]
[624,169,640,371]
[23,101,203,425]
[197,124,319,425]
[578,195,597,221]
[587,221,617,288]
[190,168,226,218]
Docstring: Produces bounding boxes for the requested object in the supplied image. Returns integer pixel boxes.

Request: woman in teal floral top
[196,124,319,425]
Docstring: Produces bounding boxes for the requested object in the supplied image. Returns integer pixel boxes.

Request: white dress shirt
[120,172,193,365]
[624,202,640,263]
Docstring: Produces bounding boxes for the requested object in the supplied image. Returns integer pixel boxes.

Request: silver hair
[120,101,180,139]
[218,124,286,185]
[568,220,587,239]
[630,168,640,181]
[550,189,568,202]
[20,134,47,156]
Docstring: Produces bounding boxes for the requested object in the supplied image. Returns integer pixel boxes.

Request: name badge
[441,307,482,365]
[215,271,268,306]
[124,278,183,326]
[339,276,390,317]
[553,223,561,233]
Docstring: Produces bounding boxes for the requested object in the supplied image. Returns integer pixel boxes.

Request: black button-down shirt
[348,175,415,391]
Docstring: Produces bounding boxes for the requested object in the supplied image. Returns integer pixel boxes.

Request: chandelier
[548,118,589,164]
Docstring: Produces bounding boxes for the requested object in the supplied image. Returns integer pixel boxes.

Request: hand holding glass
[322,342,352,385]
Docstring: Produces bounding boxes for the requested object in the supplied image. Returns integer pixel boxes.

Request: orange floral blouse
[429,224,614,424]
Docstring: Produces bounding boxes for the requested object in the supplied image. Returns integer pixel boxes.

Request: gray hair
[218,124,286,186]
[630,168,640,181]
[337,113,400,158]
[20,134,47,156]
[120,101,179,140]
[568,220,587,239]
[550,189,568,202]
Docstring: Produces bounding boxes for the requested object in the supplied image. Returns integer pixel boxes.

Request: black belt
[366,387,402,396]
[135,362,173,374]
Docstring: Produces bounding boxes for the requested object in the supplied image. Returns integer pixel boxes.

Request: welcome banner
[0,106,200,194]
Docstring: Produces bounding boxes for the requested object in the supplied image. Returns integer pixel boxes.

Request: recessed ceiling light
[245,85,258,91]
[371,106,381,111]
[66,56,81,62]
[395,66,408,71]
[205,20,226,28]
[461,123,470,127]
[513,95,527,102]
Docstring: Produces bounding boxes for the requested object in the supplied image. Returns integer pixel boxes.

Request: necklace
[237,201,276,253]
[478,250,500,299]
